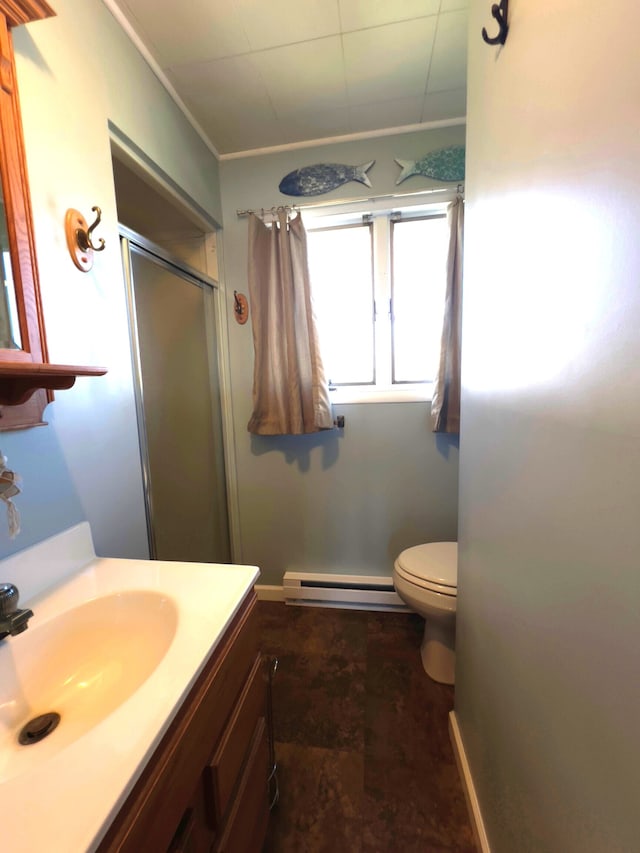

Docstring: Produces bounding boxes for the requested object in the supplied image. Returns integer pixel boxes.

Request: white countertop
[0,524,259,853]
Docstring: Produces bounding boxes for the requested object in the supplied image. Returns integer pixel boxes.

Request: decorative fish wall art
[394,145,465,185]
[279,161,375,197]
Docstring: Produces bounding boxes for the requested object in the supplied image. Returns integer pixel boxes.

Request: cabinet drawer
[205,653,265,826]
[214,717,269,853]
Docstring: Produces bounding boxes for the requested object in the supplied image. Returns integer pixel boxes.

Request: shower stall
[120,229,231,564]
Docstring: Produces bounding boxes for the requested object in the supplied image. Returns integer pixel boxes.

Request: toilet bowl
[392,542,458,685]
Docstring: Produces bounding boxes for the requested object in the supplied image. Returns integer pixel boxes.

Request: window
[305,202,450,402]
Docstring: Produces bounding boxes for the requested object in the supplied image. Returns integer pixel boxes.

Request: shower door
[121,233,230,563]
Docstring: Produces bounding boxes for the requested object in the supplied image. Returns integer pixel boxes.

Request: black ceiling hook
[482,0,509,46]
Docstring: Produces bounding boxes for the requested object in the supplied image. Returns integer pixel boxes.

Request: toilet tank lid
[396,542,458,587]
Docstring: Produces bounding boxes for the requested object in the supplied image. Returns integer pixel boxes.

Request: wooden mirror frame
[0,1,105,430]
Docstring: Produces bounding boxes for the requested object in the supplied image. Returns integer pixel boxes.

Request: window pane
[392,216,449,383]
[307,224,374,385]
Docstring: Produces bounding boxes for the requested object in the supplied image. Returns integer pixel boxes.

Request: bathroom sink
[0,523,260,853]
[0,590,177,783]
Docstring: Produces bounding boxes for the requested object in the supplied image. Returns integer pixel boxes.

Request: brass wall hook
[65,206,106,272]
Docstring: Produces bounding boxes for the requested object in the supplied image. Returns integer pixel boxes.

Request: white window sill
[330,384,433,404]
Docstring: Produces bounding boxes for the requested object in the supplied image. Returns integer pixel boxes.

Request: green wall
[220,125,464,585]
[0,0,221,559]
[457,3,640,851]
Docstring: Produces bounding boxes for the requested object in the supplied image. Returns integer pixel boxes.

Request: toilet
[392,542,458,685]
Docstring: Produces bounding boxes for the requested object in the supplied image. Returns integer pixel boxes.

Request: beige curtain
[431,196,464,433]
[247,209,333,435]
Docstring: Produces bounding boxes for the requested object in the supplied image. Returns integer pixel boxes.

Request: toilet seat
[395,542,457,596]
[394,563,457,596]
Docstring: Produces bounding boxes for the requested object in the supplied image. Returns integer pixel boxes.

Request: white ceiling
[111,0,468,157]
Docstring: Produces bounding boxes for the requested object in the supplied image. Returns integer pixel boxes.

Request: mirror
[0,2,105,430]
[0,190,22,350]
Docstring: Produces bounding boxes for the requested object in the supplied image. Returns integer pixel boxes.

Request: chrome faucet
[0,583,33,640]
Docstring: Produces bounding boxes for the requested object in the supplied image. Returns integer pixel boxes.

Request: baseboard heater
[282,571,408,612]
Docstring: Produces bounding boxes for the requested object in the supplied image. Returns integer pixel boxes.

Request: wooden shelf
[0,361,107,405]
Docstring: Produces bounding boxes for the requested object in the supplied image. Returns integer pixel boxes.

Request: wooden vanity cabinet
[97,590,269,853]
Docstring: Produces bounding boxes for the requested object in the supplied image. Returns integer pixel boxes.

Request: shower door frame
[120,226,233,561]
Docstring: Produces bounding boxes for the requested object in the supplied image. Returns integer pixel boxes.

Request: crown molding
[218,117,466,161]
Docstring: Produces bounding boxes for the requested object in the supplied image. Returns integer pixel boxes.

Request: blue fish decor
[279,161,375,197]
[394,145,465,185]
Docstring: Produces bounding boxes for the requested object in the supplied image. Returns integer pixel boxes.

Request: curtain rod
[236,184,463,217]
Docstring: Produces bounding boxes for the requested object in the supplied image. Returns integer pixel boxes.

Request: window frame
[307,217,377,388]
[390,210,448,386]
[303,191,457,404]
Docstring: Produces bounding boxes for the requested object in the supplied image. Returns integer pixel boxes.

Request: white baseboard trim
[449,711,491,853]
[254,580,409,612]
[282,571,408,611]
[254,584,285,601]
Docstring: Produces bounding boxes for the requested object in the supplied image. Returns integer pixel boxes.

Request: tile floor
[258,601,476,853]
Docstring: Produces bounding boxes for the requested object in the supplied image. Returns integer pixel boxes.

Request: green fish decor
[394,145,465,185]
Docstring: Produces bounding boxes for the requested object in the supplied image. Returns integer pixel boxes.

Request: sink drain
[18,712,61,745]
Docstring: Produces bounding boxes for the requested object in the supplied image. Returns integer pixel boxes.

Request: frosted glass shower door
[125,241,230,563]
